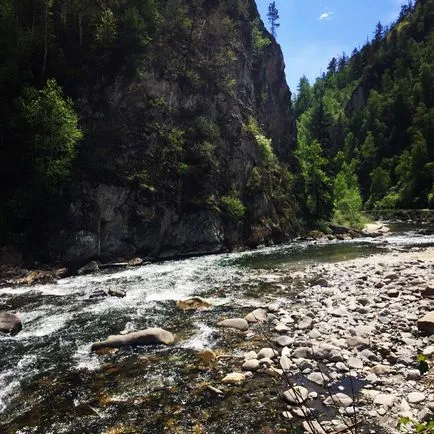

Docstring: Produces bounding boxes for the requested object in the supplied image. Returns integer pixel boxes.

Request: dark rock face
[0,312,22,336]
[49,0,297,264]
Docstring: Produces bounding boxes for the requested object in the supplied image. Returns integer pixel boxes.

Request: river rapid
[0,226,433,433]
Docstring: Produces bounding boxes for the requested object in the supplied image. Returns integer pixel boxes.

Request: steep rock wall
[50,0,298,264]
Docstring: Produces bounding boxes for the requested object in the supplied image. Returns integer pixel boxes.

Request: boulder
[176,297,212,311]
[108,288,126,298]
[418,312,434,334]
[15,270,55,285]
[0,311,22,336]
[244,308,268,323]
[78,261,99,275]
[217,318,249,331]
[91,328,174,351]
[128,257,143,267]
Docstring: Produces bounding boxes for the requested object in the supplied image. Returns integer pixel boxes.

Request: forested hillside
[0,0,298,263]
[294,0,434,227]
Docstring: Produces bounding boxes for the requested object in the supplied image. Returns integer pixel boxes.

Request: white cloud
[319,11,333,21]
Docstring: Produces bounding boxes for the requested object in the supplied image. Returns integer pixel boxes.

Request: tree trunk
[42,0,49,76]
[78,12,83,46]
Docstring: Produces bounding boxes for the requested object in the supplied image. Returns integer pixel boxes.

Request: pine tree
[267,2,280,38]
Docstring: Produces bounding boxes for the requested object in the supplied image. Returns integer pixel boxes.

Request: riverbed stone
[222,373,246,383]
[78,261,99,275]
[407,392,426,404]
[242,359,260,371]
[176,297,212,310]
[0,311,22,336]
[373,394,397,408]
[244,308,268,323]
[298,316,313,330]
[371,364,392,376]
[108,288,126,298]
[258,348,278,359]
[324,393,353,407]
[348,357,363,370]
[244,351,258,360]
[283,386,309,404]
[276,336,293,347]
[307,372,329,386]
[217,318,249,331]
[91,328,175,350]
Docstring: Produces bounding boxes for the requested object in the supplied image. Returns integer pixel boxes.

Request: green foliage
[333,157,366,228]
[18,79,82,193]
[251,18,271,57]
[96,9,118,46]
[294,0,434,213]
[267,1,280,38]
[220,195,247,221]
[417,354,430,375]
[244,117,276,166]
[397,417,434,433]
[296,135,332,222]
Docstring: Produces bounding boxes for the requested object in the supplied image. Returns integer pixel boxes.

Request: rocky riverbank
[214,247,434,433]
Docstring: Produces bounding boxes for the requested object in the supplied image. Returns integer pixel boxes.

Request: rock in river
[78,261,99,275]
[244,308,268,323]
[217,318,249,331]
[91,328,175,351]
[283,386,309,404]
[222,373,246,384]
[0,311,22,336]
[324,393,353,407]
[176,297,212,311]
[108,288,126,298]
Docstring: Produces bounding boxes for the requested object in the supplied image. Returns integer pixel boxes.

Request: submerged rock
[91,328,175,351]
[14,270,55,285]
[176,297,212,311]
[108,288,126,298]
[0,311,22,336]
[78,261,99,275]
[217,318,249,331]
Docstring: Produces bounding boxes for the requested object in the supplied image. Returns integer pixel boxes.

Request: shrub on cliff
[17,79,82,194]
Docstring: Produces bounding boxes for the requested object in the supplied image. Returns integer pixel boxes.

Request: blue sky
[255,0,405,94]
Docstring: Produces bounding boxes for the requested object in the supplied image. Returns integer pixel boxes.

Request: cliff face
[49,0,298,263]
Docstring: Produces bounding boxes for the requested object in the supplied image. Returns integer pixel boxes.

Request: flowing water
[0,226,433,433]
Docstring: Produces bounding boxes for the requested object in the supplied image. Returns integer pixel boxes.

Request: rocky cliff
[47,0,298,264]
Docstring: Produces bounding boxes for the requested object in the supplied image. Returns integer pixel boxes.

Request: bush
[220,195,246,221]
[251,18,270,57]
[244,117,276,166]
[18,79,82,194]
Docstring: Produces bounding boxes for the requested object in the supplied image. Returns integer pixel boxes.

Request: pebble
[408,392,426,404]
[242,359,260,371]
[323,393,353,407]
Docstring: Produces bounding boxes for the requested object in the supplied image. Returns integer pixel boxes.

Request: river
[0,225,433,433]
